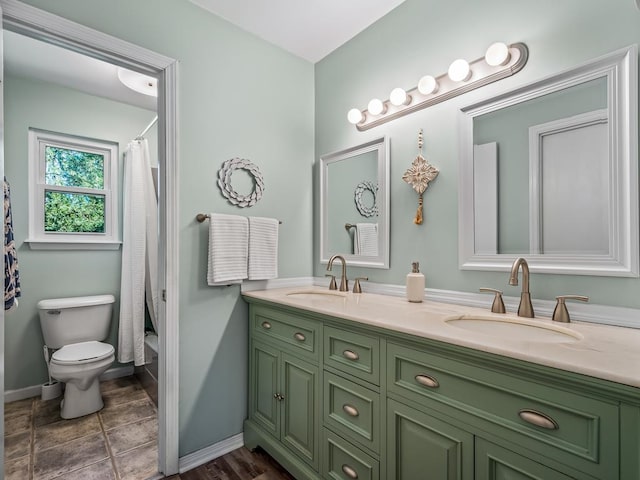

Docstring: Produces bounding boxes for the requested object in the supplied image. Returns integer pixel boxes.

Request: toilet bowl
[37,295,116,419]
[49,341,115,419]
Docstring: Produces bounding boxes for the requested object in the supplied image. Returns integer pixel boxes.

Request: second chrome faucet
[327,254,349,292]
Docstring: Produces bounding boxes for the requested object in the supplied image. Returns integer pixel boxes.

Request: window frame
[27,129,120,250]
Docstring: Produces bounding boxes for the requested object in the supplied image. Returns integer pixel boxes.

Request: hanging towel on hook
[4,177,21,312]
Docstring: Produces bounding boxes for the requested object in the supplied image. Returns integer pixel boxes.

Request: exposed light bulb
[347,108,364,124]
[485,42,510,67]
[417,75,439,95]
[448,59,471,82]
[389,87,410,106]
[368,98,386,116]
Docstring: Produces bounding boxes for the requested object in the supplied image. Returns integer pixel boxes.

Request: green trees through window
[44,146,106,233]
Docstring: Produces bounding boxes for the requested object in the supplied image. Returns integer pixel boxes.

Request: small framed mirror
[458,45,638,276]
[320,137,390,268]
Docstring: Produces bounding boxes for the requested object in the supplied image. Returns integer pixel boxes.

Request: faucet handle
[479,288,506,314]
[552,295,589,323]
[325,274,337,290]
[353,277,368,294]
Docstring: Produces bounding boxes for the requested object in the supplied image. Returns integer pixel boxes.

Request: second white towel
[207,213,249,286]
[355,223,378,256]
[248,216,279,280]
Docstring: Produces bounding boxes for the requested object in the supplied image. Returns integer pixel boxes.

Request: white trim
[309,278,640,329]
[4,365,134,403]
[178,433,244,474]
[320,136,390,269]
[458,44,638,277]
[1,1,180,475]
[25,239,121,250]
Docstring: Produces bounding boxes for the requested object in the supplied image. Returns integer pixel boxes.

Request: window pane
[45,146,105,188]
[44,191,105,233]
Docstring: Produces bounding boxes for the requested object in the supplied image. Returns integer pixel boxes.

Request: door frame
[0,0,180,474]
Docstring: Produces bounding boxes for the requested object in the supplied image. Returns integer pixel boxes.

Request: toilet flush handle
[48,310,61,315]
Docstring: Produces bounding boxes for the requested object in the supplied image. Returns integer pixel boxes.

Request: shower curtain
[118,138,159,366]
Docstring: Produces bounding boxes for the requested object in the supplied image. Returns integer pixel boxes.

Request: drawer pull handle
[342,349,360,361]
[518,409,559,430]
[294,332,306,342]
[415,374,439,389]
[342,404,360,417]
[261,321,272,330]
[341,464,358,479]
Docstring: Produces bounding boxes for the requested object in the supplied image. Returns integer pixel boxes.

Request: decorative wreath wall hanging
[217,157,265,207]
[354,181,379,217]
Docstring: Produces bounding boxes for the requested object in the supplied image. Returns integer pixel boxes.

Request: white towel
[248,216,279,280]
[207,213,249,286]
[355,223,378,256]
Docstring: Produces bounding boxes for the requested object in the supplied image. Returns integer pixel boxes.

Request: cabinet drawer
[387,342,619,478]
[324,372,380,454]
[323,428,379,480]
[252,306,319,359]
[324,326,379,385]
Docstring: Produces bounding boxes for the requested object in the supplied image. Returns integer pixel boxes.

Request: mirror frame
[320,136,390,269]
[458,45,638,277]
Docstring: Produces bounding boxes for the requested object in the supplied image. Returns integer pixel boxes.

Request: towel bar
[196,213,282,224]
[345,223,356,232]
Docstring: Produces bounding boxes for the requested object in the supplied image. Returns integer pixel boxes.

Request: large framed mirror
[459,45,638,276]
[320,137,390,268]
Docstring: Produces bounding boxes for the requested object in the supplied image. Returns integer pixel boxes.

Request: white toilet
[37,295,116,419]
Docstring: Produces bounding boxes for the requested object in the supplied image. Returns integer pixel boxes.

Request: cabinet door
[281,352,319,469]
[249,340,280,438]
[476,438,575,480]
[387,399,473,480]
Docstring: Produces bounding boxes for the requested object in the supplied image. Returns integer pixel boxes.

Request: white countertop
[243,286,640,389]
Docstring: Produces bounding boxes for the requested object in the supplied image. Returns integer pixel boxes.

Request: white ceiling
[3,30,157,111]
[189,0,408,63]
[3,1,406,106]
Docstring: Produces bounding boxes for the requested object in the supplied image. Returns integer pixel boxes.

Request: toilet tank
[37,295,116,349]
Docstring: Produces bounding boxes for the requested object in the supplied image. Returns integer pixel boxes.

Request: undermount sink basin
[445,316,583,343]
[286,290,348,302]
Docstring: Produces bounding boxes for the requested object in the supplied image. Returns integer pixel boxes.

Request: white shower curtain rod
[136,115,158,139]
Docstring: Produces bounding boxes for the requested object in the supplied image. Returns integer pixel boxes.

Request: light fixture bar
[351,43,528,131]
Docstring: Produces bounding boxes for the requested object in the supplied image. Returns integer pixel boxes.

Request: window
[27,129,120,249]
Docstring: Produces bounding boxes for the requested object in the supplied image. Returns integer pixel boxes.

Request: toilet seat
[51,341,114,365]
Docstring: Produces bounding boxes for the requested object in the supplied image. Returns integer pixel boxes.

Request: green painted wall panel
[16,0,315,457]
[314,0,640,309]
[3,73,156,390]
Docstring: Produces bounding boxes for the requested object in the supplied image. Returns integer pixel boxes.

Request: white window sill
[25,239,122,251]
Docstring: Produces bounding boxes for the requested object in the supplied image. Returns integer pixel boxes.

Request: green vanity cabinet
[387,398,474,480]
[245,307,321,478]
[243,299,640,480]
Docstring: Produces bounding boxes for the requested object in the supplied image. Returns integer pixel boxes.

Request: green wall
[3,73,156,391]
[315,0,640,309]
[17,0,315,457]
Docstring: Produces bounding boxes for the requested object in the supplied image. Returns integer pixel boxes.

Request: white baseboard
[178,432,244,473]
[4,365,135,403]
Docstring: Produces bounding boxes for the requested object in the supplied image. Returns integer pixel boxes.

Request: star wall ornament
[402,129,439,224]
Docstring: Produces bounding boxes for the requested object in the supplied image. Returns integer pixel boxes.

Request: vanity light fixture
[347,42,528,131]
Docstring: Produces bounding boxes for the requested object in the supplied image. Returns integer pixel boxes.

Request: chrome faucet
[327,254,349,292]
[509,257,534,318]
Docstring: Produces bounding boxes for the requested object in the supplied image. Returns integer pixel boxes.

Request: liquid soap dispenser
[406,262,425,303]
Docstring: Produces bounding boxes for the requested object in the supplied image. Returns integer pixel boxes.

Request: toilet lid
[51,341,114,365]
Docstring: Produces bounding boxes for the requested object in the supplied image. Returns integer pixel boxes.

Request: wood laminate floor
[167,447,295,480]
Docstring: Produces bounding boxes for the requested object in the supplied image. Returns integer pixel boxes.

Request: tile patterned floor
[4,375,159,480]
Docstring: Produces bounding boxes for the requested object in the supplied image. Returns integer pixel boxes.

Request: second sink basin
[286,289,348,302]
[445,315,583,343]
